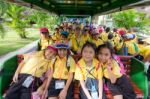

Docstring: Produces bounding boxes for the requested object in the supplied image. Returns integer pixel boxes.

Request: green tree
[0,0,8,38]
[5,3,29,38]
[28,11,59,31]
[112,9,149,30]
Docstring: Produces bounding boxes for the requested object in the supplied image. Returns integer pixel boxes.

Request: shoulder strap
[52,58,57,72]
[96,63,100,71]
[66,55,71,71]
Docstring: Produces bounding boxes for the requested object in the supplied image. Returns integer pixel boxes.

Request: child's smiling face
[44,48,56,60]
[58,48,67,58]
[82,46,95,63]
[98,47,111,63]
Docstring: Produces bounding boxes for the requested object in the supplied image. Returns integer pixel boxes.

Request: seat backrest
[119,56,148,99]
[130,57,148,99]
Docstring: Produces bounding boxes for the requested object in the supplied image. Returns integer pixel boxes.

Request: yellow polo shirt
[52,32,61,41]
[90,38,104,47]
[40,38,53,50]
[99,32,108,42]
[140,45,150,59]
[70,34,82,52]
[80,34,90,47]
[124,41,136,55]
[102,59,122,79]
[52,55,76,79]
[75,58,103,80]
[20,51,52,78]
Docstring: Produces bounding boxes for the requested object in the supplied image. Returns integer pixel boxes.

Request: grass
[0,28,40,56]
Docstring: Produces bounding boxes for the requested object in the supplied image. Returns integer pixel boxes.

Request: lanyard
[86,66,96,79]
[77,62,99,80]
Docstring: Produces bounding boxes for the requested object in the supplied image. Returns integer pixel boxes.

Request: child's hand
[107,59,113,71]
[59,88,67,99]
[36,87,44,96]
[41,89,48,99]
[13,73,18,82]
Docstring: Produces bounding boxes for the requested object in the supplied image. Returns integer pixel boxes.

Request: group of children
[38,21,141,57]
[5,21,149,99]
[5,42,136,99]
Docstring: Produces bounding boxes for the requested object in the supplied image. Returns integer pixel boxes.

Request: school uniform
[75,58,103,99]
[90,38,104,47]
[5,51,53,99]
[140,45,150,59]
[102,59,136,99]
[99,32,108,42]
[80,34,90,47]
[112,33,123,51]
[124,41,138,55]
[40,38,53,50]
[48,55,76,98]
[70,34,82,53]
[52,32,61,41]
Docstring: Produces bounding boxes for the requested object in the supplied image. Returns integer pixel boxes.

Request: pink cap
[40,28,49,33]
[98,27,104,33]
[47,45,57,52]
[118,29,125,36]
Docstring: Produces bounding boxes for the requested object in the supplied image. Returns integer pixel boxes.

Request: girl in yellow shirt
[80,29,90,47]
[75,41,104,99]
[97,42,136,99]
[38,28,53,50]
[46,42,76,99]
[5,45,57,99]
[90,29,104,47]
[70,27,82,54]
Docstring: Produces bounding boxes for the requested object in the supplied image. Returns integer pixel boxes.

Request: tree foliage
[0,0,8,38]
[112,9,150,30]
[0,1,59,39]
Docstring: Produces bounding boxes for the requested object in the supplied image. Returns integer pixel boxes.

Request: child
[70,27,82,54]
[58,31,69,44]
[97,42,136,99]
[38,28,53,50]
[90,28,103,47]
[80,28,90,47]
[47,42,76,99]
[5,45,57,99]
[75,41,104,99]
[52,26,61,42]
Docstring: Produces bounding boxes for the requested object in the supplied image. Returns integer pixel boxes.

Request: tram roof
[6,0,150,16]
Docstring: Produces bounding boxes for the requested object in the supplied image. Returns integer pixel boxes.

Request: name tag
[22,76,34,88]
[55,80,65,89]
[91,91,98,99]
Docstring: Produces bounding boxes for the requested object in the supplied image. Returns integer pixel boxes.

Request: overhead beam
[22,0,58,14]
[95,0,142,15]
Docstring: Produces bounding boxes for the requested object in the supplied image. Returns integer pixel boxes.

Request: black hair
[138,38,144,44]
[81,41,97,55]
[105,27,110,33]
[113,28,118,32]
[103,25,106,29]
[97,42,115,57]
[108,32,114,40]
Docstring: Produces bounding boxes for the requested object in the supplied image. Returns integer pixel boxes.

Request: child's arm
[13,60,25,82]
[37,70,53,99]
[43,70,53,91]
[13,53,35,82]
[59,72,74,99]
[98,79,103,99]
[80,80,92,99]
